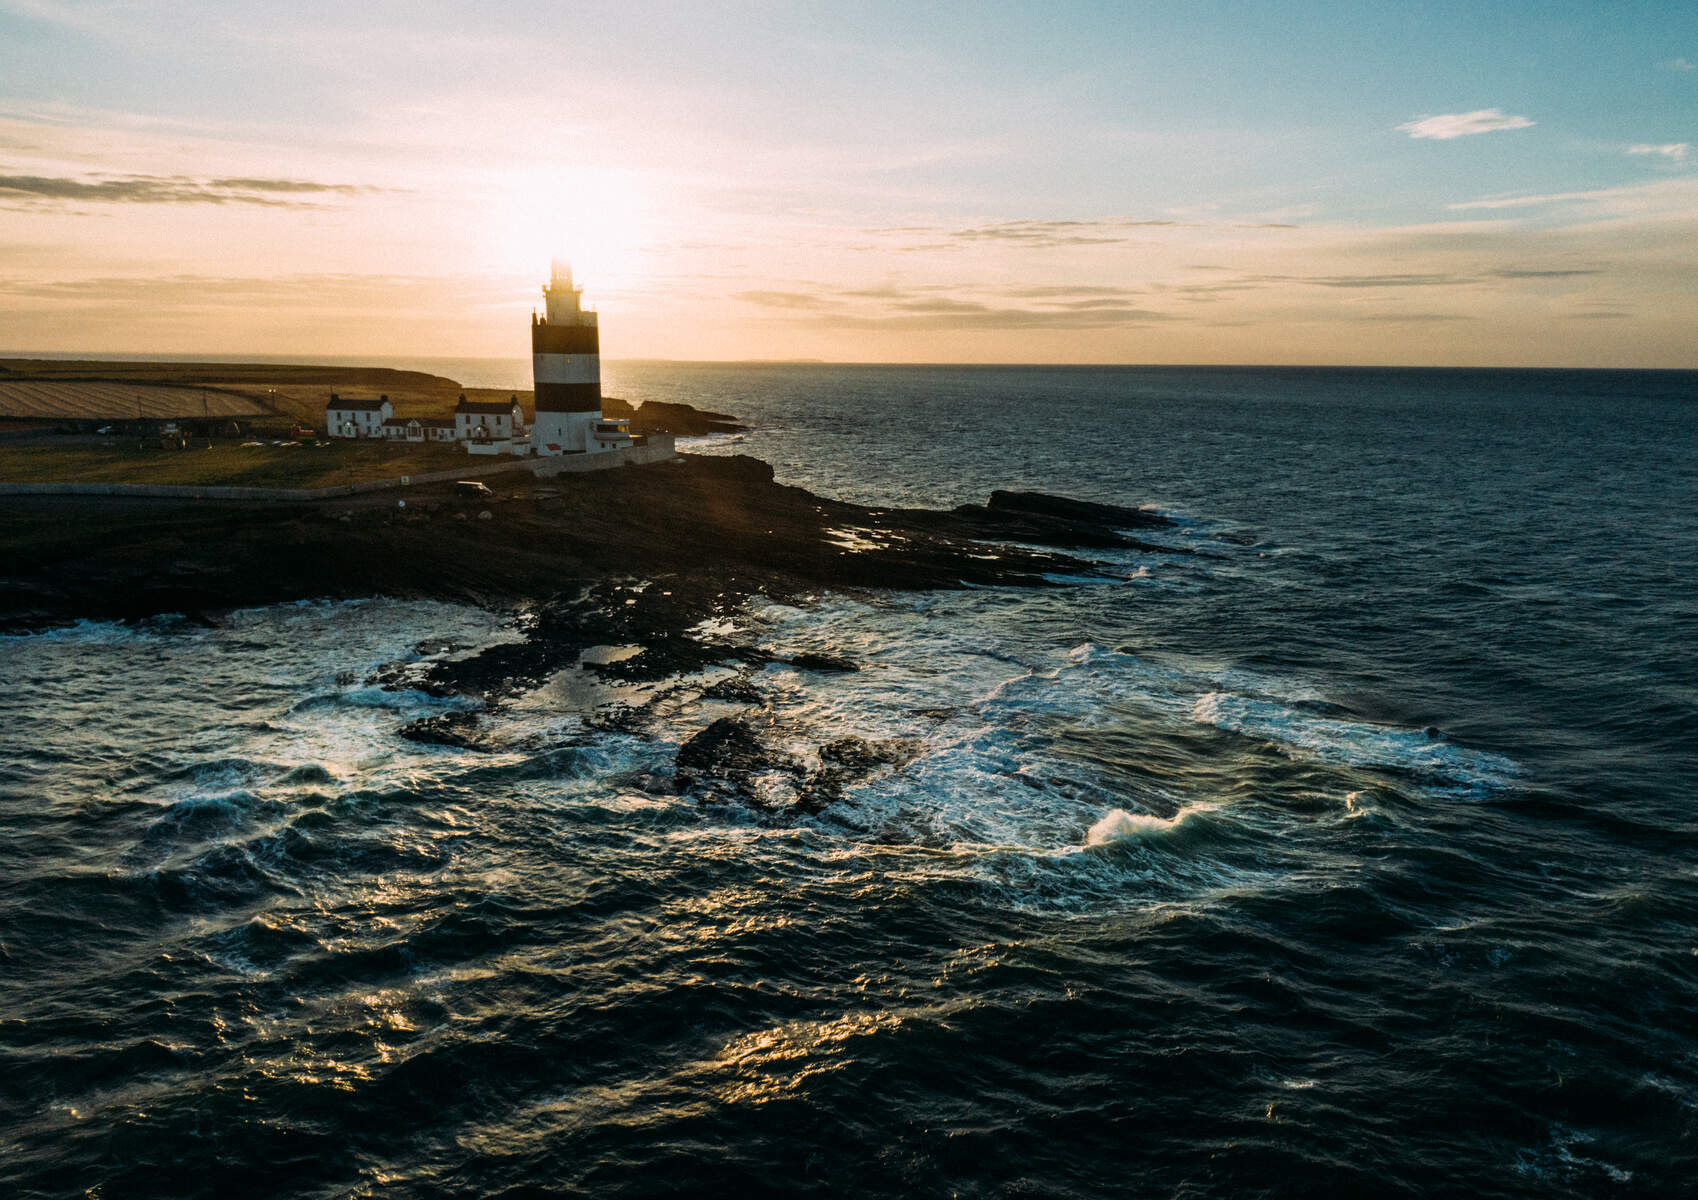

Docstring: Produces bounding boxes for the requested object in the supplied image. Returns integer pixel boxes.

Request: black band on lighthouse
[532,325,600,355]
[534,382,602,412]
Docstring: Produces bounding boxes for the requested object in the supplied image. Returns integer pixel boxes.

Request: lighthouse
[531,259,627,455]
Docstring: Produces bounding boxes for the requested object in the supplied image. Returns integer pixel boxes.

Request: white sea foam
[642,608,1524,916]
[340,686,483,712]
[1085,804,1214,845]
[31,581,1514,917]
[0,615,200,644]
[282,686,481,722]
[1191,692,1519,789]
[676,433,744,451]
[1039,571,1137,586]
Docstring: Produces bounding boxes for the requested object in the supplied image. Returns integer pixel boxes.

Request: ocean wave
[1084,803,1219,845]
[287,686,484,715]
[0,614,207,644]
[677,432,745,451]
[596,611,1524,916]
[1191,691,1519,790]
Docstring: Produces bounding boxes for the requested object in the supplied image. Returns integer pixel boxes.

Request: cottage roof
[455,398,519,415]
[325,396,389,412]
[417,417,455,428]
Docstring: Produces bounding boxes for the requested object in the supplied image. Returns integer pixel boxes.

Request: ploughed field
[0,380,265,420]
[0,359,737,438]
[0,440,474,488]
[0,358,468,429]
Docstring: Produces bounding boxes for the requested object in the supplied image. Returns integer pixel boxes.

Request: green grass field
[0,440,477,489]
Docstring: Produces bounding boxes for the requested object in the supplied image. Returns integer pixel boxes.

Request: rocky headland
[2,437,1178,816]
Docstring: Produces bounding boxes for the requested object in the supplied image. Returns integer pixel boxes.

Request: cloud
[1306,273,1459,288]
[1232,272,1465,289]
[870,217,1184,252]
[835,286,914,300]
[1448,187,1620,210]
[0,272,511,308]
[1000,285,1141,299]
[1487,268,1600,278]
[1344,312,1472,322]
[947,220,1128,247]
[1658,57,1695,71]
[0,0,120,37]
[1397,109,1535,140]
[893,297,996,314]
[0,171,384,208]
[731,289,839,310]
[1627,142,1689,161]
[1444,176,1698,219]
[1041,297,1152,311]
[727,281,1178,329]
[1148,266,1601,299]
[835,305,1180,331]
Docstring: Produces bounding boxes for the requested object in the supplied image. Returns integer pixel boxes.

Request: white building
[530,261,632,456]
[455,395,525,455]
[323,391,525,453]
[454,395,523,441]
[325,394,392,438]
[379,417,456,443]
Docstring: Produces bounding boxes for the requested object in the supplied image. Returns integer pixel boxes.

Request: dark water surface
[3,366,1695,1197]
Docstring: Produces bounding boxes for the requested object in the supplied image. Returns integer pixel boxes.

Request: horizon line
[4,351,1696,374]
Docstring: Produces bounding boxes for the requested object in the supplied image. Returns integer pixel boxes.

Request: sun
[483,166,654,288]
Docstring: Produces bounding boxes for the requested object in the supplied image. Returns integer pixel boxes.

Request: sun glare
[483,166,654,288]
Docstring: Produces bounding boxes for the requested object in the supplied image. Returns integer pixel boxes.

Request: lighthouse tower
[530,259,603,455]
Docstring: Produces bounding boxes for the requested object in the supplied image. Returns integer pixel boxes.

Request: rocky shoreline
[1,452,1174,632]
[2,447,1176,816]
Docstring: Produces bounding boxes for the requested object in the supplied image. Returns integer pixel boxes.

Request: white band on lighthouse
[532,354,599,385]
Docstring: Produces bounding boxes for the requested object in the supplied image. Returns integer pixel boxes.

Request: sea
[2,363,1695,1198]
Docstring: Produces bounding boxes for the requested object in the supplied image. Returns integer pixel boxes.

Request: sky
[1,0,1695,366]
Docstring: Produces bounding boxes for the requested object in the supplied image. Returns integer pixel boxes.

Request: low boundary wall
[0,435,677,501]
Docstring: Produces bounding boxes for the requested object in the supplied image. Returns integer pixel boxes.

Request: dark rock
[986,490,1169,530]
[674,716,800,803]
[793,735,925,814]
[786,652,859,673]
[602,396,747,436]
[818,735,919,770]
[413,638,469,656]
[703,674,764,704]
[584,703,650,735]
[365,659,461,698]
[0,455,1148,634]
[676,715,780,773]
[399,710,484,749]
[673,721,924,816]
